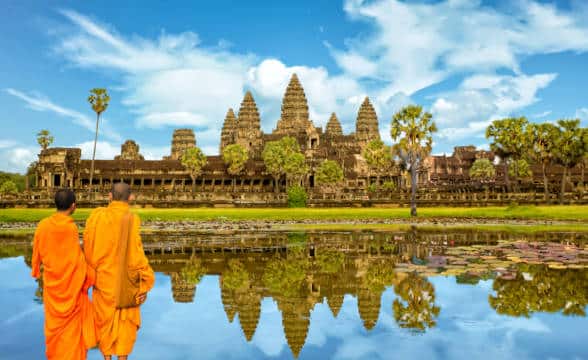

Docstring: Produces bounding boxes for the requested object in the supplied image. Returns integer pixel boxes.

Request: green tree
[553,119,585,203]
[362,139,392,187]
[0,180,18,195]
[390,105,437,217]
[222,144,249,189]
[181,147,208,192]
[36,130,54,150]
[287,184,307,207]
[393,272,440,331]
[527,123,560,200]
[485,117,530,192]
[469,158,496,182]
[180,258,207,285]
[284,152,308,187]
[315,160,344,192]
[87,88,110,191]
[508,159,532,179]
[262,136,306,192]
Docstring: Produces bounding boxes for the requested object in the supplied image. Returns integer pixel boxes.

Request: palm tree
[36,130,54,151]
[87,88,110,191]
[527,123,559,201]
[390,105,437,217]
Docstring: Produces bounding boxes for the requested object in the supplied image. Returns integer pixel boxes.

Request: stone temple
[31,73,583,206]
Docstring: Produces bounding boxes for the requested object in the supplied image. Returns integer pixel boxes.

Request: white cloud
[55,10,254,153]
[575,107,588,121]
[431,73,556,152]
[532,110,552,119]
[0,146,37,173]
[0,140,18,149]
[4,88,121,142]
[336,0,588,100]
[75,141,120,160]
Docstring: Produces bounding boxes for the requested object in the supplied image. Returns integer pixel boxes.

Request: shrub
[367,183,377,193]
[0,180,18,195]
[287,185,307,208]
[382,181,397,192]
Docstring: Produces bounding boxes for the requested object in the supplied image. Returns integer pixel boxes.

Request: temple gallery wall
[20,74,586,207]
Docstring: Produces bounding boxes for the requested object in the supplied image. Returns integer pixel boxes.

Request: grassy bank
[0,205,587,223]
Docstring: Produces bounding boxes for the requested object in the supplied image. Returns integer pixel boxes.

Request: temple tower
[357,288,382,331]
[275,73,312,135]
[355,97,380,147]
[115,140,144,161]
[236,91,263,157]
[325,113,343,138]
[165,129,196,160]
[326,293,344,318]
[220,108,237,153]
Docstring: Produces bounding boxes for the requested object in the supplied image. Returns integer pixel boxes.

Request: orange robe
[83,201,155,356]
[31,213,96,360]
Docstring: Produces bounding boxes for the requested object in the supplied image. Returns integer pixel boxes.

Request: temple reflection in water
[7,229,588,358]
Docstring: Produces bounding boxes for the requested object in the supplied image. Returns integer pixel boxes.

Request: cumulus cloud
[335,0,588,98]
[0,146,37,173]
[55,10,254,151]
[4,88,121,141]
[431,73,556,151]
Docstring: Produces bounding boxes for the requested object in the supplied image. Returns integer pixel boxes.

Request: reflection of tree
[316,250,344,274]
[489,265,588,317]
[393,272,440,331]
[180,258,206,285]
[222,259,250,291]
[364,260,396,293]
[262,247,309,298]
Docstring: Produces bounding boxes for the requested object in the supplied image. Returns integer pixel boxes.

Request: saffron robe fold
[83,201,155,356]
[31,213,96,360]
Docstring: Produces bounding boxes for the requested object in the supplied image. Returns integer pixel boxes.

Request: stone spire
[327,293,344,318]
[115,140,144,161]
[165,129,196,160]
[220,108,237,153]
[279,299,310,358]
[236,91,263,157]
[325,113,343,137]
[355,97,380,145]
[275,73,312,135]
[357,288,382,331]
[237,293,261,342]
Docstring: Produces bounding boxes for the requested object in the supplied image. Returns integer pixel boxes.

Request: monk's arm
[74,225,95,292]
[132,215,155,294]
[31,225,42,279]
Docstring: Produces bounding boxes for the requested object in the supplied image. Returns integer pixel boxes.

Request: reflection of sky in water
[1,257,586,360]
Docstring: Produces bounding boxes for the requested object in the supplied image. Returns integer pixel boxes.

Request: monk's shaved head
[111,182,131,201]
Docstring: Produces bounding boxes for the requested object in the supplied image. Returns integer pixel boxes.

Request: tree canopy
[315,160,344,191]
[36,130,54,150]
[222,144,249,176]
[469,158,496,181]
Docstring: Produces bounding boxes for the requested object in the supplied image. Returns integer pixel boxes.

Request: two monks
[32,183,154,360]
[31,189,96,360]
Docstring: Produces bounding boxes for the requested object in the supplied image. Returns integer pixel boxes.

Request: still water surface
[1,229,587,359]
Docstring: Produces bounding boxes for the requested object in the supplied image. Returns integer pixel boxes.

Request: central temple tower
[274,74,313,136]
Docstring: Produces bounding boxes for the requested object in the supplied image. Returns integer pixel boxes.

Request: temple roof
[355,97,380,143]
[325,113,343,137]
[276,73,312,135]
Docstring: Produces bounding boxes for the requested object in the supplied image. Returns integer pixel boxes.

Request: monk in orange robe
[31,189,96,360]
[84,182,155,360]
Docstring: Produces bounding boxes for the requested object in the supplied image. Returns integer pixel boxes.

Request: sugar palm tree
[87,88,110,191]
[391,105,437,217]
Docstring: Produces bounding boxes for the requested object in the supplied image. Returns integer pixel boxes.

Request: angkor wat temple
[28,74,584,206]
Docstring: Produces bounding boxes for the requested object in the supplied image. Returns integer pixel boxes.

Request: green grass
[0,205,587,223]
[279,223,588,233]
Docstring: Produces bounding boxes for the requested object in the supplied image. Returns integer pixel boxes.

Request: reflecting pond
[1,229,587,359]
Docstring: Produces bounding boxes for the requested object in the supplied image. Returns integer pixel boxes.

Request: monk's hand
[136,292,147,305]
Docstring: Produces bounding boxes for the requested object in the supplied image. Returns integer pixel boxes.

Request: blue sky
[1,0,587,173]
